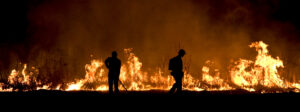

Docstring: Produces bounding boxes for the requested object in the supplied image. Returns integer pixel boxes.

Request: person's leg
[169,75,177,93]
[169,83,176,93]
[114,76,119,93]
[178,72,184,92]
[108,75,113,94]
[177,77,182,93]
[176,73,183,93]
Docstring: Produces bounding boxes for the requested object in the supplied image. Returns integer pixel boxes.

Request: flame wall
[1,0,300,86]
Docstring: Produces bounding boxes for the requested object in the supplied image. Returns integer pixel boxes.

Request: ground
[0,89,299,97]
[0,90,297,108]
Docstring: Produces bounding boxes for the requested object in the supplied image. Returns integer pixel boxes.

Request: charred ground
[0,90,299,97]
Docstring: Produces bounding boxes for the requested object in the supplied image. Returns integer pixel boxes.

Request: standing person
[168,49,185,94]
[105,51,121,94]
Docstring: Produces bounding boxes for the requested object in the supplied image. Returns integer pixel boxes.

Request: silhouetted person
[169,49,185,94]
[105,51,121,94]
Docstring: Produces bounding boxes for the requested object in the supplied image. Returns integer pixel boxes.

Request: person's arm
[105,58,109,68]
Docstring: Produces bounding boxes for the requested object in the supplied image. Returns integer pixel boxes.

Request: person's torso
[107,57,121,71]
[170,56,183,72]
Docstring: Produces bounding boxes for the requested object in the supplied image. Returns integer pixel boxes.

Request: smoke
[1,0,300,83]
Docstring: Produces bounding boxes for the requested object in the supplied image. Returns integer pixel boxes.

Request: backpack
[168,58,175,71]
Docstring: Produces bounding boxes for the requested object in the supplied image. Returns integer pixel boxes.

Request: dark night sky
[1,0,300,81]
[1,0,300,46]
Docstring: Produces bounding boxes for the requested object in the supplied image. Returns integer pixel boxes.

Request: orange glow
[230,41,300,92]
[1,41,300,93]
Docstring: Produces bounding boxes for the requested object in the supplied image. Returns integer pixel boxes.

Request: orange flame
[202,61,233,91]
[1,41,300,93]
[230,41,300,92]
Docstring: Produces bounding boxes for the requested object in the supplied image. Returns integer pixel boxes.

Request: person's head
[112,51,117,58]
[178,49,185,57]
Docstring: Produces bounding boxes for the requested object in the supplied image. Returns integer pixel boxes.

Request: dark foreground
[1,89,298,107]
[1,89,300,97]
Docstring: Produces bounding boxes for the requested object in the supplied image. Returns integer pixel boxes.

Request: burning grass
[0,41,300,94]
